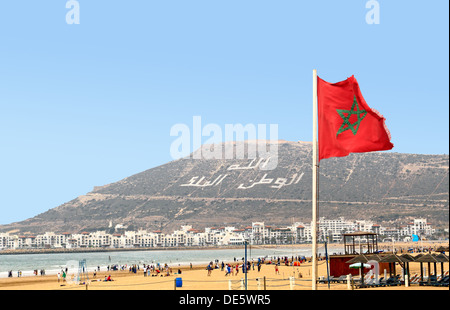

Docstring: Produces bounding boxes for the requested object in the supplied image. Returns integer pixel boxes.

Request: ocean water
[0,246,334,278]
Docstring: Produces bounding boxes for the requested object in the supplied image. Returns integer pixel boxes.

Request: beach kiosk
[343,231,378,254]
[328,232,387,278]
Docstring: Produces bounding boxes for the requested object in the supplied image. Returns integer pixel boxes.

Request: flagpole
[312,69,319,290]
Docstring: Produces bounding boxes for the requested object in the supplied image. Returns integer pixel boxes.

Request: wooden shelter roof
[435,246,449,252]
[345,254,370,264]
[379,254,409,263]
[413,253,440,263]
[345,254,382,263]
[400,253,416,262]
[433,253,449,262]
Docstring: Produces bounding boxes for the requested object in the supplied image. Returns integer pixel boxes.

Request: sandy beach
[0,242,447,291]
[0,258,446,291]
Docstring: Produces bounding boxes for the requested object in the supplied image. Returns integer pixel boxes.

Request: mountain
[1,141,448,234]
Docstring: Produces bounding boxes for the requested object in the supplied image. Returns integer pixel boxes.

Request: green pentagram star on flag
[317,75,394,161]
[335,96,367,136]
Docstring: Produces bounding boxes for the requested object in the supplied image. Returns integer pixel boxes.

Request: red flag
[317,75,393,161]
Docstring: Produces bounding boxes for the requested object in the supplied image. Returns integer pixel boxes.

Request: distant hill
[1,141,448,234]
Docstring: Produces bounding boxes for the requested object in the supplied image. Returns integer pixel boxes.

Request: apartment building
[0,217,439,250]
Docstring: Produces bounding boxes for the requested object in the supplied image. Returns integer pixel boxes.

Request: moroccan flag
[317,75,394,161]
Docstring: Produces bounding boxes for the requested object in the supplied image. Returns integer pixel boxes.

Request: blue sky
[0,1,448,225]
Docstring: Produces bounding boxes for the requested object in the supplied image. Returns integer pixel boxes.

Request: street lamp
[244,239,248,290]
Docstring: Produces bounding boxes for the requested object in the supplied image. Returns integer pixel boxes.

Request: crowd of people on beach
[4,244,445,281]
[204,255,312,277]
[94,255,313,279]
[7,269,46,278]
[4,254,316,280]
[95,255,313,279]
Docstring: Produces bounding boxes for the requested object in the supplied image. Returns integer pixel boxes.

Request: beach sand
[0,242,447,291]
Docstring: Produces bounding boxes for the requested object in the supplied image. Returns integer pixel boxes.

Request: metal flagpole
[325,238,330,289]
[312,69,319,290]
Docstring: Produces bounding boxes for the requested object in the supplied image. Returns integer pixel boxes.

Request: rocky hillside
[1,141,448,234]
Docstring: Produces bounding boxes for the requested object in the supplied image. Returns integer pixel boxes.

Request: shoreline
[0,241,447,280]
[0,243,327,256]
[0,244,247,256]
[0,244,317,278]
[1,240,447,256]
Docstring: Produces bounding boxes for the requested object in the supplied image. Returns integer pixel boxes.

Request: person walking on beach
[207,263,212,276]
[225,264,231,276]
[275,264,279,275]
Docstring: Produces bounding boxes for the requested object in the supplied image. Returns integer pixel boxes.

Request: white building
[316,217,356,242]
[400,218,435,238]
[0,217,439,250]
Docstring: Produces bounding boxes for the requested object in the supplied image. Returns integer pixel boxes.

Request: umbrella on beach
[413,253,448,283]
[379,254,406,263]
[400,254,415,262]
[413,253,439,263]
[400,254,416,281]
[346,254,383,285]
[434,253,449,262]
[348,262,372,285]
[349,263,371,269]
[365,254,383,262]
[414,254,437,283]
[379,254,409,278]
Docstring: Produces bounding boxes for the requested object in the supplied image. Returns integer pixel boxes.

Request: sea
[0,246,342,278]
